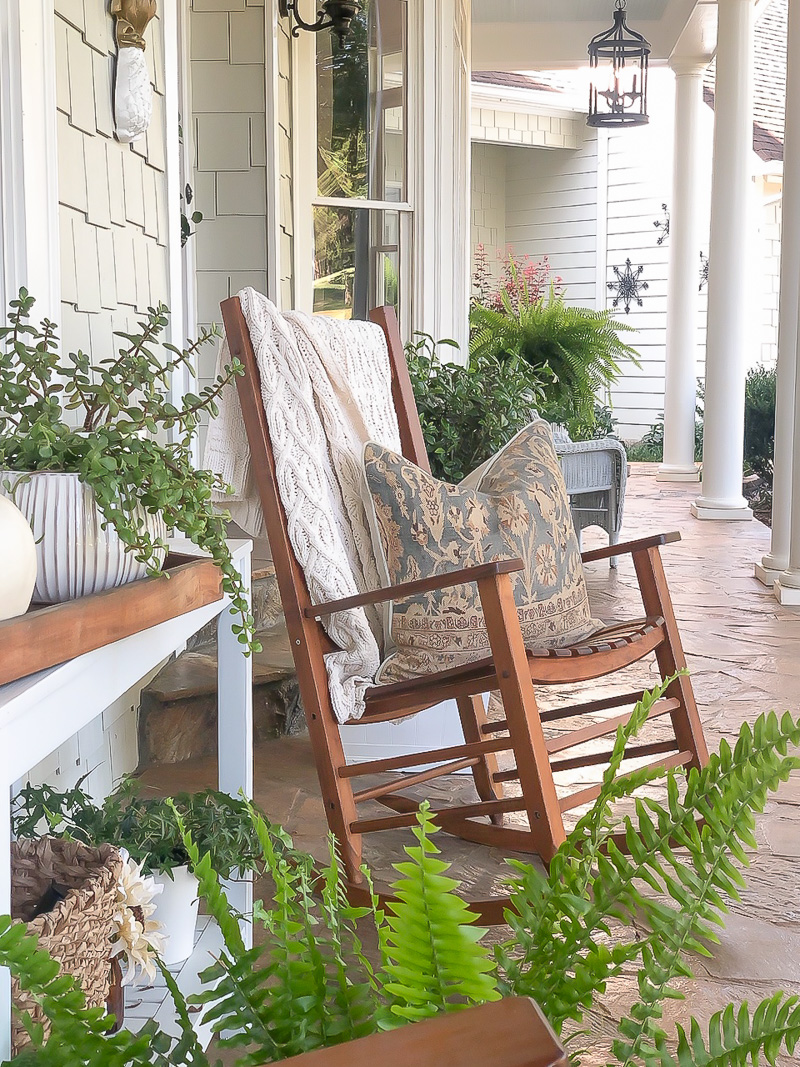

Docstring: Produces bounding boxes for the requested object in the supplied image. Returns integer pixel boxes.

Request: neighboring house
[470,0,787,439]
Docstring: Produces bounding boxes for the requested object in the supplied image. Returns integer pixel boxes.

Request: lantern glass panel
[587,4,650,128]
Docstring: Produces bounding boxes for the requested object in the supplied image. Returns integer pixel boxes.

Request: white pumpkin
[0,494,37,621]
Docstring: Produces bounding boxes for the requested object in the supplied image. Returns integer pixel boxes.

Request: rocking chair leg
[477,573,565,862]
[456,694,504,824]
[297,667,365,886]
[633,546,709,771]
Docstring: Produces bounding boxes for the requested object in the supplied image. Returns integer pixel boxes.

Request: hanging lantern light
[278,1,361,46]
[587,0,650,128]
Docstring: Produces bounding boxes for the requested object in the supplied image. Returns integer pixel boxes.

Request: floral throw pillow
[362,421,603,683]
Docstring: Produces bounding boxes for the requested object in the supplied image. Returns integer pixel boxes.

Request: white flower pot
[1,472,167,604]
[0,494,37,620]
[151,865,200,965]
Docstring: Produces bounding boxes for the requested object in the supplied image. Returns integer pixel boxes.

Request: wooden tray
[0,553,223,688]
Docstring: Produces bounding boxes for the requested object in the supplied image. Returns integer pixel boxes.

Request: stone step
[137,565,304,768]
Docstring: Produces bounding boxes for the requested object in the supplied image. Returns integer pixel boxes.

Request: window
[312,0,410,324]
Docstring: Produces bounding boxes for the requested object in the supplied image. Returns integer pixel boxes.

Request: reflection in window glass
[316,0,407,202]
[313,207,401,320]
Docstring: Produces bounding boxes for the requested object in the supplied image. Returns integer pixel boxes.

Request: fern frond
[0,916,156,1067]
[612,714,800,1065]
[154,960,213,1067]
[318,838,379,1042]
[498,680,679,1023]
[649,994,800,1067]
[378,803,500,1025]
[166,799,245,956]
[500,707,800,1041]
[195,806,378,1064]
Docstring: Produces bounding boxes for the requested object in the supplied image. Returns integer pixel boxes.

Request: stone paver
[141,465,800,1064]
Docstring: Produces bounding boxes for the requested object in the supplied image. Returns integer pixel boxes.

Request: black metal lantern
[278,1,361,46]
[587,0,650,128]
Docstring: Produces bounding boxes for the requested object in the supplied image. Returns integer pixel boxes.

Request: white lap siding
[503,127,599,308]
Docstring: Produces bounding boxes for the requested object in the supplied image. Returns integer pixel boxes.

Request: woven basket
[11,837,121,1054]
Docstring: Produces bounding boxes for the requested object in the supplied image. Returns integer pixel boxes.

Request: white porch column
[691,0,755,520]
[0,0,60,321]
[411,0,472,356]
[757,0,800,586]
[773,0,800,602]
[658,60,707,482]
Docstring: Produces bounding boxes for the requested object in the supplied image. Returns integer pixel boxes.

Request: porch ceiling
[472,0,709,70]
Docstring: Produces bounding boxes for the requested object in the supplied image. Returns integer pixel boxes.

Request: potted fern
[4,688,800,1065]
[470,250,640,434]
[0,289,258,650]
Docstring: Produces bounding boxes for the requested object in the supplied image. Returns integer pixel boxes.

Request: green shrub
[544,400,619,442]
[5,687,800,1067]
[744,365,776,481]
[627,367,779,480]
[626,383,704,464]
[405,332,546,483]
[626,421,665,462]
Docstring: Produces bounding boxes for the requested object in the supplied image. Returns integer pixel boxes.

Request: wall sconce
[112,0,157,144]
[587,0,650,128]
[278,1,361,46]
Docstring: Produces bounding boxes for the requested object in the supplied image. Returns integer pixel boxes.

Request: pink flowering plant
[470,246,639,430]
[473,245,562,314]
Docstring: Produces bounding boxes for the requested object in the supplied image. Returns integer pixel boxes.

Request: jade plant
[4,683,800,1066]
[0,289,258,650]
[11,779,270,880]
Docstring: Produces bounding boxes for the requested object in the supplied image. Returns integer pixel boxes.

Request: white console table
[0,539,254,1061]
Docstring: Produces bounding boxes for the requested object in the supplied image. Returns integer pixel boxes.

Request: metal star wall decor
[608,258,648,313]
[653,203,670,245]
[699,251,709,291]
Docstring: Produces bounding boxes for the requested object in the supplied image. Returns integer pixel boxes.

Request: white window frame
[0,0,60,324]
[291,3,413,335]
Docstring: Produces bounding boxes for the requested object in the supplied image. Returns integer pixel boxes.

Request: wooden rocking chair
[220,297,708,922]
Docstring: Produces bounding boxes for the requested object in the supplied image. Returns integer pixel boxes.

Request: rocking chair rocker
[220,297,708,923]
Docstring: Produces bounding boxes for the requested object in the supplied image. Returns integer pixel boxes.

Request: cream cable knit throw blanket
[204,288,402,723]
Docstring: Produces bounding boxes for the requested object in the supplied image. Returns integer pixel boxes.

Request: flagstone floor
[141,464,800,1065]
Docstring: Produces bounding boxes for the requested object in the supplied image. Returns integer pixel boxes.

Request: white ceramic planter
[0,494,37,620]
[1,472,167,604]
[151,865,200,966]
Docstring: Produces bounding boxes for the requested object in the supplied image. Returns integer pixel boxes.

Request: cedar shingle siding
[55,0,169,361]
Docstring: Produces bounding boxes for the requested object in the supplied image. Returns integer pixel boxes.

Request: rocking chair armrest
[581,530,681,564]
[304,558,525,619]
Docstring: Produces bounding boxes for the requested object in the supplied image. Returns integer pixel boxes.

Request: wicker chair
[551,426,628,567]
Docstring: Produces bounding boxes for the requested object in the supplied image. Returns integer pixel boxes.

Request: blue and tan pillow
[362,421,603,683]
